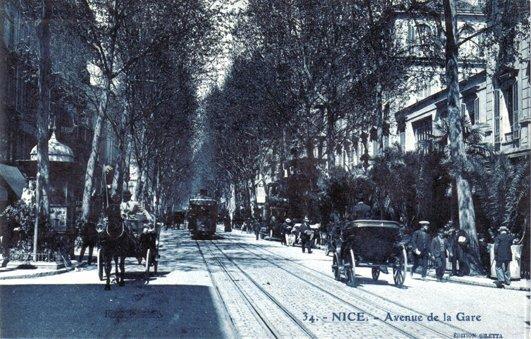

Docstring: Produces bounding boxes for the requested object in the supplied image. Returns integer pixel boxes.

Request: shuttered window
[494,90,500,150]
[512,82,519,139]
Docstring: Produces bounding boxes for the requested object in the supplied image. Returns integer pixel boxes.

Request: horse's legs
[104,253,112,290]
[118,256,125,286]
[114,256,119,279]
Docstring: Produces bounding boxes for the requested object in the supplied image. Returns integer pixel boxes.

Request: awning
[0,164,27,198]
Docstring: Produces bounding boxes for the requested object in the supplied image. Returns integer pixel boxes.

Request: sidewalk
[314,243,530,291]
[423,269,530,291]
[0,265,74,280]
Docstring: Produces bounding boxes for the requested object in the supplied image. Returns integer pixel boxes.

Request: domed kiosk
[18,129,76,234]
[29,131,74,163]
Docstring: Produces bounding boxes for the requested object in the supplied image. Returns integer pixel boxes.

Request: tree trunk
[325,107,336,169]
[81,76,110,221]
[34,0,52,260]
[111,107,128,197]
[443,0,483,274]
[375,82,384,154]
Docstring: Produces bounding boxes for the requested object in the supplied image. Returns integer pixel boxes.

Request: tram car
[187,196,218,238]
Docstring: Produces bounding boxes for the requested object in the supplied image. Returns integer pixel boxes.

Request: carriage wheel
[393,247,407,287]
[332,254,340,281]
[346,249,357,287]
[372,267,380,281]
[97,250,104,281]
[145,248,152,274]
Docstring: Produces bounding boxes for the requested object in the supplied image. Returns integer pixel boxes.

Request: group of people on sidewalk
[241,215,317,254]
[410,220,516,287]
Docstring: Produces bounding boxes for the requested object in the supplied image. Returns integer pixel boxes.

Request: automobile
[331,220,407,287]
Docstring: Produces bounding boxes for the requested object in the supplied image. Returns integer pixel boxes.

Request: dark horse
[100,219,140,290]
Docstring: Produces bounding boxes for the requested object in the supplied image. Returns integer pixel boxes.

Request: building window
[464,97,480,125]
[473,97,480,124]
[407,22,415,45]
[510,81,519,139]
[494,90,501,150]
[416,24,431,39]
[412,117,432,149]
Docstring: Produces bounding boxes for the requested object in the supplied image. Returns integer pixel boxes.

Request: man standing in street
[300,216,313,254]
[446,225,459,276]
[253,218,261,240]
[79,217,98,265]
[494,226,514,288]
[430,229,447,281]
[280,218,291,246]
[411,221,431,279]
[455,227,470,276]
[0,207,16,267]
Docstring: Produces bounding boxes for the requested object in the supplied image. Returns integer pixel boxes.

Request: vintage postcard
[0,0,529,338]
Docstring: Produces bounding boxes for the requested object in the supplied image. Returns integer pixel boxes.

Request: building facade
[395,34,530,158]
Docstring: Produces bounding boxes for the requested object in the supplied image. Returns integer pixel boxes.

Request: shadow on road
[0,284,229,338]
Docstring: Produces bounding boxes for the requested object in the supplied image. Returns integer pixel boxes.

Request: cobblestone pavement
[217,229,529,339]
[1,226,528,338]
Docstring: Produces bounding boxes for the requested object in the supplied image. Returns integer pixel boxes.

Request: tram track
[211,240,417,338]
[196,240,315,338]
[234,240,475,338]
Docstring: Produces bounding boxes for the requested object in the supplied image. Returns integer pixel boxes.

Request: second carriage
[332,220,407,287]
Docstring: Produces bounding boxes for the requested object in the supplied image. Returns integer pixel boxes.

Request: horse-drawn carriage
[332,220,407,287]
[97,212,159,288]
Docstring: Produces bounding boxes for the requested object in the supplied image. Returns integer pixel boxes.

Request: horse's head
[106,221,124,239]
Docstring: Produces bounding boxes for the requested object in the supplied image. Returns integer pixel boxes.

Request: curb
[0,267,74,280]
[424,273,530,292]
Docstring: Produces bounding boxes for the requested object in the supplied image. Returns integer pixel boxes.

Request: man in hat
[253,217,262,240]
[79,217,98,265]
[445,222,460,276]
[494,226,514,288]
[280,218,292,246]
[410,221,431,279]
[299,216,313,253]
[430,229,447,281]
[351,199,371,220]
[454,226,470,276]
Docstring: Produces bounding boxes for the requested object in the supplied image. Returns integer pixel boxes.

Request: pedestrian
[280,218,291,246]
[165,212,173,230]
[410,221,431,279]
[0,208,16,267]
[446,227,459,276]
[66,224,79,259]
[455,227,470,276]
[299,216,313,253]
[253,218,261,240]
[430,229,447,281]
[493,226,514,288]
[223,212,232,232]
[79,218,98,265]
[268,216,277,238]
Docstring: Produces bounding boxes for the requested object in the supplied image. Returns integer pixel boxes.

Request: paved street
[0,226,529,338]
